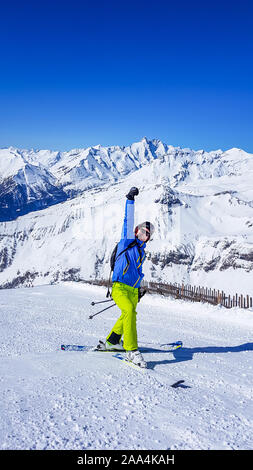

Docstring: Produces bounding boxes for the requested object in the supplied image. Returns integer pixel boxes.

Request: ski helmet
[135,221,155,240]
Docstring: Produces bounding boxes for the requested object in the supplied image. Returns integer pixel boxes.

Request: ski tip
[171,380,185,388]
[159,341,183,350]
[172,341,183,347]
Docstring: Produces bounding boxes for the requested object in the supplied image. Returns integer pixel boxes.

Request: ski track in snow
[0,282,252,450]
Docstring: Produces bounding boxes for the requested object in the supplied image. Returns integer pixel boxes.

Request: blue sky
[0,0,252,152]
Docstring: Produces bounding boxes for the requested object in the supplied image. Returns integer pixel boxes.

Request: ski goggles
[139,227,150,239]
[139,227,150,235]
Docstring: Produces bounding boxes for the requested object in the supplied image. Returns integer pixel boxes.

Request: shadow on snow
[142,342,253,370]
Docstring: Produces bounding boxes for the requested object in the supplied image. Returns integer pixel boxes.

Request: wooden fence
[142,281,253,309]
[85,278,252,310]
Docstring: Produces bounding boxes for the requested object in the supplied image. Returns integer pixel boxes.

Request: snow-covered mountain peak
[221,148,252,161]
[0,147,28,179]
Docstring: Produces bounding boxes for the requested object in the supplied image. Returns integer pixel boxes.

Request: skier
[97,187,155,368]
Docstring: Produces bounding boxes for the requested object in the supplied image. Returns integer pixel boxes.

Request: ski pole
[88,302,116,320]
[91,299,114,306]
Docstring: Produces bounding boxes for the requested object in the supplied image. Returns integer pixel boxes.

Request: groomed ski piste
[0,282,252,450]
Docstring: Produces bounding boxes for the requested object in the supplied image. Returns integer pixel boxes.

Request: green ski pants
[107,282,139,351]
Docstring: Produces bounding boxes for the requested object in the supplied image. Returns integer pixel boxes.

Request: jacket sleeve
[121,199,135,241]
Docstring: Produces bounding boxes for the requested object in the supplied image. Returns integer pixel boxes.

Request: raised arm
[121,187,139,240]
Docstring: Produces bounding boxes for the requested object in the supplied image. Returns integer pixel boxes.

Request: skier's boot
[105,332,125,351]
[126,350,147,368]
[95,339,125,351]
[106,339,125,351]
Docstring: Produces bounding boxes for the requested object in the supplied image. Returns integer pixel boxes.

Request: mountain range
[0,137,252,295]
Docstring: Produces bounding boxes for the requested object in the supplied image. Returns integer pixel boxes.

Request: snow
[0,282,252,450]
[0,138,253,295]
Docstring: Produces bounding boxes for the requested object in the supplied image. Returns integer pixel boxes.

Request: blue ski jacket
[112,199,146,289]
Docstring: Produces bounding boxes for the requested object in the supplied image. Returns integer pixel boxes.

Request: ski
[61,345,91,352]
[61,344,123,352]
[61,341,183,353]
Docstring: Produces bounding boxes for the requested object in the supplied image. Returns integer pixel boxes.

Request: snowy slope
[0,283,252,450]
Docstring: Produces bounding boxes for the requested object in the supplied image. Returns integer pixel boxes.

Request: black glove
[126,187,139,200]
[138,288,147,302]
